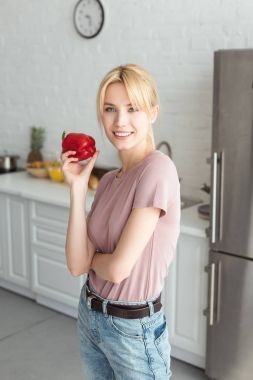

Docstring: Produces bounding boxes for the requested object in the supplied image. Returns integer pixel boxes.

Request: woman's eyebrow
[104,102,132,106]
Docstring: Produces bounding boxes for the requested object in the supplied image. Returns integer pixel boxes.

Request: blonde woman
[61,64,181,379]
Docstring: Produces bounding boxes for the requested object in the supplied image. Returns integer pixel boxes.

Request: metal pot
[0,152,20,173]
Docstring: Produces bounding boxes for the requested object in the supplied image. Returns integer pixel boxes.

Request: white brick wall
[0,0,252,202]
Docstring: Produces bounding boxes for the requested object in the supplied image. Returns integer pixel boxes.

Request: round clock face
[73,0,104,39]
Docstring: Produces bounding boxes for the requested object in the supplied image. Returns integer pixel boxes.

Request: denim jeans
[76,282,172,379]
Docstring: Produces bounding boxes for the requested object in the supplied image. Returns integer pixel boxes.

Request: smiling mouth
[113,132,134,137]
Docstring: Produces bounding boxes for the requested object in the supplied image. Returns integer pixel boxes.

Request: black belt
[85,283,162,319]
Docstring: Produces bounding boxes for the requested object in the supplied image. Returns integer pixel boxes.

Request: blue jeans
[76,283,172,379]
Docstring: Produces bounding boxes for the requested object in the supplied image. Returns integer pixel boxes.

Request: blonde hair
[96,64,159,149]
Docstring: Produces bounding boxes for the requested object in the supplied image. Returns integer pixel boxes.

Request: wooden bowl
[26,167,49,178]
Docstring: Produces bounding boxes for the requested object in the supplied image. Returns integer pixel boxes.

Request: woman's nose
[115,110,128,126]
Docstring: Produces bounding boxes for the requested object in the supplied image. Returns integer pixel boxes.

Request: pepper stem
[62,131,66,141]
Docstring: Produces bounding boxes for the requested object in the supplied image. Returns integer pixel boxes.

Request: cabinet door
[0,193,30,288]
[163,232,208,368]
[30,201,85,312]
[0,194,7,279]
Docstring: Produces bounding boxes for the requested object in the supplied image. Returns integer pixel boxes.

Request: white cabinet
[0,191,86,318]
[30,200,85,318]
[0,194,6,279]
[0,193,32,298]
[162,228,209,369]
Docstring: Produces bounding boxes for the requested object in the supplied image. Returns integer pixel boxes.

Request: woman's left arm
[90,207,160,283]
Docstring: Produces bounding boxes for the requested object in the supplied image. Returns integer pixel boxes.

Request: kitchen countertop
[0,171,209,237]
[0,171,95,211]
[180,204,209,238]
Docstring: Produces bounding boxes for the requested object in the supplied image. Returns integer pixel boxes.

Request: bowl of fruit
[26,161,52,178]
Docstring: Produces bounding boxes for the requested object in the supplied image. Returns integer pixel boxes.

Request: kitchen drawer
[31,201,69,225]
[31,222,67,253]
[31,243,66,265]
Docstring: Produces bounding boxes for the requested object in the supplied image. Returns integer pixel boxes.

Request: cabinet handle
[205,227,210,238]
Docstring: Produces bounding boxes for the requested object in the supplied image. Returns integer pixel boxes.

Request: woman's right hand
[61,150,100,189]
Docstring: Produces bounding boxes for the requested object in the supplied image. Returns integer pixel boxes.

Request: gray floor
[0,288,208,379]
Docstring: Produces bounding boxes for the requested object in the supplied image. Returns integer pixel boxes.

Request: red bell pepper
[61,131,96,161]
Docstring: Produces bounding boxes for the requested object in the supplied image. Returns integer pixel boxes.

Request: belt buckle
[86,284,97,310]
[87,294,97,309]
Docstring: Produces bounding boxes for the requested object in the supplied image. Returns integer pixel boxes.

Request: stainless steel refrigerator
[205,49,253,380]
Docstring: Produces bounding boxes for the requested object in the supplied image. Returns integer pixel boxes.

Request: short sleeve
[132,158,179,217]
[87,171,113,218]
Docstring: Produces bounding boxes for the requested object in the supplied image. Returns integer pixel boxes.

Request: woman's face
[101,82,155,151]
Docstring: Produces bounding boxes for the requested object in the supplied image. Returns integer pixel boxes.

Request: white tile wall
[0,0,252,202]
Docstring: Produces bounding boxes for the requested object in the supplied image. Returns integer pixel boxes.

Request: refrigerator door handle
[203,263,216,325]
[211,152,218,243]
[208,262,216,326]
[216,259,222,323]
[204,261,222,325]
[219,151,224,241]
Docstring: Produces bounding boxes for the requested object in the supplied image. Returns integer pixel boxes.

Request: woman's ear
[150,105,159,124]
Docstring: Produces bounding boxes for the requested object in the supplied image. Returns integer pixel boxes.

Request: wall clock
[73,0,104,39]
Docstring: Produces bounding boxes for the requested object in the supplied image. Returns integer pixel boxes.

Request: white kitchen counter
[0,171,209,237]
[0,171,95,211]
[180,204,209,238]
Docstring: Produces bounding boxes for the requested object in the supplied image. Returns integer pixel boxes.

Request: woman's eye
[104,107,116,112]
[129,107,139,112]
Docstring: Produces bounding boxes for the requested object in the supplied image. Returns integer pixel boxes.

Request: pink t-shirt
[87,150,181,302]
